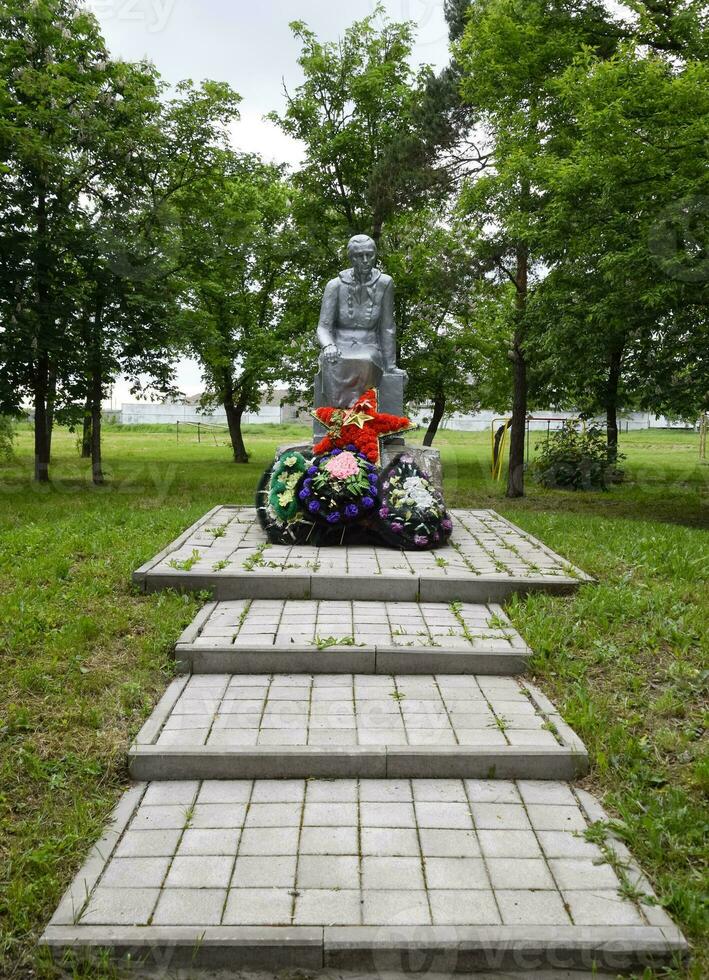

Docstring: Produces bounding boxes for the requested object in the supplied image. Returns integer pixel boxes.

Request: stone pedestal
[381,442,443,494]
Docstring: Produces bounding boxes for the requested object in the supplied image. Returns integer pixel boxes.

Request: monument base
[381,442,443,494]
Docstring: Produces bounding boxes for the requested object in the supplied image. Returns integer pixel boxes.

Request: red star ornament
[313,389,413,464]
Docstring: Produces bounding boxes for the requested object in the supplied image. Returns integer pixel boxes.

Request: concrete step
[41,779,688,974]
[132,507,593,603]
[128,674,588,781]
[175,599,531,675]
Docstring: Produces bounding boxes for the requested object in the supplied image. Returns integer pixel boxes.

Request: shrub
[0,416,15,460]
[532,421,624,491]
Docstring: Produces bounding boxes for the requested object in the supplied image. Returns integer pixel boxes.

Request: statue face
[350,243,376,279]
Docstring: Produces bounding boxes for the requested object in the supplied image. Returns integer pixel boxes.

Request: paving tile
[496,889,572,925]
[232,855,297,888]
[564,889,645,926]
[115,829,182,858]
[361,827,420,856]
[477,830,542,858]
[469,803,531,830]
[142,782,198,806]
[79,888,159,925]
[424,857,489,890]
[297,855,359,889]
[299,825,358,855]
[517,780,577,807]
[238,827,300,855]
[130,805,189,831]
[222,887,293,925]
[362,889,431,925]
[101,857,169,888]
[152,887,226,925]
[527,805,587,831]
[197,781,252,804]
[245,803,302,828]
[305,779,358,802]
[362,856,425,890]
[177,829,241,856]
[303,802,358,826]
[486,858,555,890]
[418,828,480,857]
[415,802,472,829]
[464,780,521,804]
[359,779,412,802]
[165,855,233,889]
[191,804,247,829]
[294,889,362,925]
[537,830,604,859]
[549,858,620,891]
[429,889,501,925]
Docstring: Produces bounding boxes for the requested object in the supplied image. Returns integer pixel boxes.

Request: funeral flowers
[299,447,378,526]
[375,454,453,550]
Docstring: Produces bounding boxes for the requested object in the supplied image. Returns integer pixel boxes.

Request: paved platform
[132,507,593,603]
[175,600,530,674]
[43,511,690,976]
[41,779,687,973]
[128,674,588,781]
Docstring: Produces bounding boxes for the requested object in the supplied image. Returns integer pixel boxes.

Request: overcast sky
[93,1,451,404]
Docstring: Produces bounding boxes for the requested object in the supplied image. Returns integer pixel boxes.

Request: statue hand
[322,343,341,364]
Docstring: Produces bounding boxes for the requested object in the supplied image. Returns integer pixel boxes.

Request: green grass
[0,423,707,978]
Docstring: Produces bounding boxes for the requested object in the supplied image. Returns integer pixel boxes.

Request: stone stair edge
[40,922,688,974]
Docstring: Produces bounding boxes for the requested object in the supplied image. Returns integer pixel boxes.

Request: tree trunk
[82,397,92,458]
[224,398,249,463]
[90,372,103,485]
[33,353,50,483]
[605,345,622,464]
[423,395,446,447]
[506,243,529,499]
[90,296,104,485]
[45,364,56,462]
[33,183,51,482]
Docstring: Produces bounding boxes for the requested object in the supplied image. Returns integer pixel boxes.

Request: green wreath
[268,451,309,521]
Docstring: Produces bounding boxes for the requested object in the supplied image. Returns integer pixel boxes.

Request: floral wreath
[297,446,379,526]
[375,454,453,549]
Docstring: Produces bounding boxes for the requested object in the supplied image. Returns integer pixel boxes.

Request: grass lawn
[0,422,707,979]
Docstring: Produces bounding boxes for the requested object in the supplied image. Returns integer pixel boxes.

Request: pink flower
[324,451,359,480]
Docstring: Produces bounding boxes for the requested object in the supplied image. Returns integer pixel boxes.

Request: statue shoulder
[378,272,393,289]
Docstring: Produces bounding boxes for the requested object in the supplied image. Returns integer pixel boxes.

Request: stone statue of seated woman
[314,235,407,417]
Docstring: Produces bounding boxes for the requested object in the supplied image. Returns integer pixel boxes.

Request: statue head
[347,234,377,280]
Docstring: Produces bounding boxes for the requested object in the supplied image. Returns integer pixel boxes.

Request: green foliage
[174,153,303,462]
[0,416,15,460]
[455,0,708,442]
[0,0,242,481]
[270,6,426,242]
[382,209,493,429]
[532,422,623,491]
